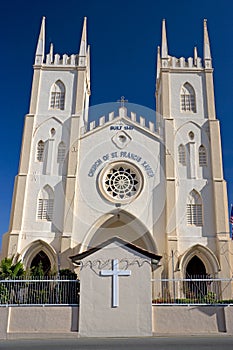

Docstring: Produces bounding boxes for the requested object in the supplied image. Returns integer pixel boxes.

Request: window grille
[37,199,54,221]
[50,91,65,110]
[37,141,44,162]
[187,204,203,226]
[49,80,65,110]
[199,145,207,166]
[180,83,196,113]
[57,142,66,163]
[187,190,203,226]
[178,144,186,165]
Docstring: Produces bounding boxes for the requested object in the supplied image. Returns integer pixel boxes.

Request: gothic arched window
[180,83,196,113]
[187,189,203,226]
[50,80,65,110]
[37,185,54,221]
[178,144,186,165]
[199,145,207,166]
[57,141,66,163]
[37,140,44,162]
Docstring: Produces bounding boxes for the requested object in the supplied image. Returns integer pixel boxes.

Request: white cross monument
[100,259,131,307]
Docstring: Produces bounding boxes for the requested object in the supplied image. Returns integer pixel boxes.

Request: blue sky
[0,0,233,248]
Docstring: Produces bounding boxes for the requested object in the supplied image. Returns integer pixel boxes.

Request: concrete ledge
[6,332,80,340]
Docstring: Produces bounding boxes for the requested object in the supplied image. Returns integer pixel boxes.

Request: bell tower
[2,17,91,270]
[156,19,232,279]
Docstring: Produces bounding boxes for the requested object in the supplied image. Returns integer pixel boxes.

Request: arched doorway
[185,255,208,299]
[186,255,207,278]
[22,240,57,274]
[83,210,157,253]
[30,250,51,276]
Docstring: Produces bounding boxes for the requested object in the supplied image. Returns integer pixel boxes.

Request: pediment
[70,236,161,262]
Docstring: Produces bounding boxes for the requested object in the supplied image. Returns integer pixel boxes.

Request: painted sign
[110,125,134,131]
[88,151,155,178]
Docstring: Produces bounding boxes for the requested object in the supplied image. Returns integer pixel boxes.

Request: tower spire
[161,19,168,58]
[79,17,87,57]
[203,19,212,67]
[35,16,45,65]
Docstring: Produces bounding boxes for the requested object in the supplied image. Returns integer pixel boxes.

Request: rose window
[99,162,143,203]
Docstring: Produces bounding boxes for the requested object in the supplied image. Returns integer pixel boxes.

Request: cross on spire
[117,96,128,107]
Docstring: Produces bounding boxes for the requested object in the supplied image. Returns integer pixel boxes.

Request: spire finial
[79,17,87,56]
[161,19,168,58]
[203,19,212,66]
[49,42,54,62]
[194,46,198,66]
[35,16,45,65]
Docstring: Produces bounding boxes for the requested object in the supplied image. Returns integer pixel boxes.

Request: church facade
[2,17,232,281]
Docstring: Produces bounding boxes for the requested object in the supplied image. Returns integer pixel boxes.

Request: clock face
[99,161,143,203]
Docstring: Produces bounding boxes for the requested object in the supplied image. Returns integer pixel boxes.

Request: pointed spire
[35,16,45,65]
[194,46,198,66]
[156,46,161,80]
[161,19,168,58]
[49,42,54,63]
[79,17,87,57]
[203,19,212,67]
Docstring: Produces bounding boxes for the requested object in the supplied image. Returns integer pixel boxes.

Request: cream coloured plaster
[78,241,153,337]
[204,71,216,119]
[18,115,34,174]
[9,176,27,232]
[209,120,223,180]
[29,69,41,114]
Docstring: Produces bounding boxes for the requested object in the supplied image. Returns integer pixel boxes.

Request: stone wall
[1,305,233,339]
[0,306,79,340]
[152,305,233,335]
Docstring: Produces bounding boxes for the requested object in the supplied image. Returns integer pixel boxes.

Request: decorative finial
[49,42,54,62]
[194,46,198,66]
[161,19,168,58]
[79,17,87,56]
[203,18,212,66]
[35,16,45,65]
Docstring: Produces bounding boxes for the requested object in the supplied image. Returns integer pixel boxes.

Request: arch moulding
[178,244,221,277]
[20,240,57,270]
[80,210,157,254]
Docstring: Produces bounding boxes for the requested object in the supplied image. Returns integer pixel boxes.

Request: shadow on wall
[71,306,79,331]
[197,306,226,332]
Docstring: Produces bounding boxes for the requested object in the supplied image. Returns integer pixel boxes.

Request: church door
[185,255,208,300]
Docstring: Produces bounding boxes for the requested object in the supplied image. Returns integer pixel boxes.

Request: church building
[2,17,233,282]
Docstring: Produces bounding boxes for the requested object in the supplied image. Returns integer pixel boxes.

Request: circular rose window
[99,162,143,203]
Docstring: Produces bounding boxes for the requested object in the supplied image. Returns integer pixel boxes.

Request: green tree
[0,257,25,279]
[30,261,45,278]
[0,258,25,304]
